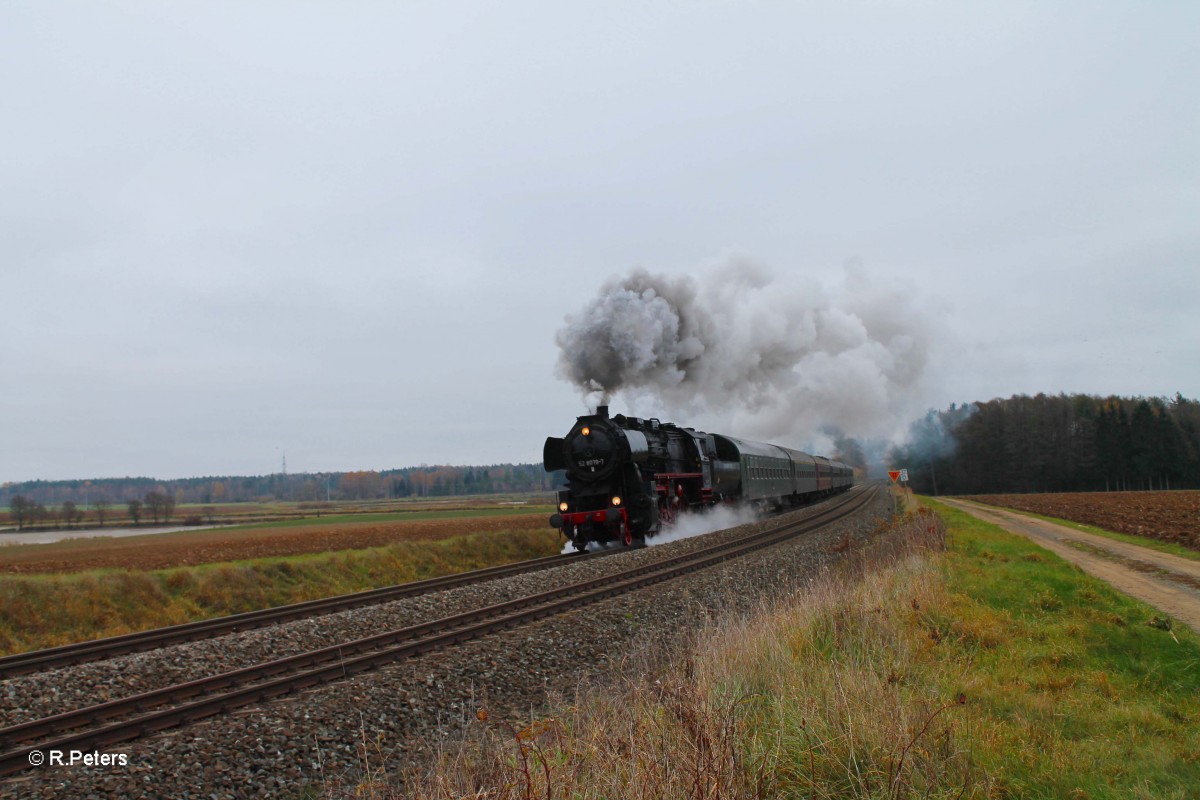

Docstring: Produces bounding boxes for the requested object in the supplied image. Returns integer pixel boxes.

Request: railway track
[0,486,876,778]
[0,550,611,679]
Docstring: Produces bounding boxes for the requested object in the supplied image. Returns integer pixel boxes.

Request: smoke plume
[557,503,761,553]
[555,257,939,450]
[649,504,762,546]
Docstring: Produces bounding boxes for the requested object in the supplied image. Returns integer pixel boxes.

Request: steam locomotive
[543,406,854,551]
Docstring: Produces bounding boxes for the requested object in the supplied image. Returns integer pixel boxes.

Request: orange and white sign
[888,470,901,482]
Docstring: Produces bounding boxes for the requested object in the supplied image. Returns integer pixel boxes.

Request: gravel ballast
[2,489,896,799]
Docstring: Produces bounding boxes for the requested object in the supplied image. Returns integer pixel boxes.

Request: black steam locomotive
[543,406,854,551]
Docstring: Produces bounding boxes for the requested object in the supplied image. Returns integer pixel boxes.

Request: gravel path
[2,489,894,799]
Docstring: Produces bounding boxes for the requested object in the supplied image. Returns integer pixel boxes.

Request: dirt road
[939,498,1200,635]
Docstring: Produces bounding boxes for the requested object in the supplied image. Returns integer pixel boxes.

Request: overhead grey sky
[3,2,1197,482]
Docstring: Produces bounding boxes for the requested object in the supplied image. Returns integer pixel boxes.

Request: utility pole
[279,453,288,502]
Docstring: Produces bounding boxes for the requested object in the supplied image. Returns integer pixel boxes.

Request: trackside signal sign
[888,470,901,482]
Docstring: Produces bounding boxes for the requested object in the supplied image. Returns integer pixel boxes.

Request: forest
[889,393,1200,495]
[0,463,565,508]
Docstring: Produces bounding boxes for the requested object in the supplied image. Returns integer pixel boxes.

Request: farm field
[0,510,548,574]
[0,503,561,654]
[962,490,1200,551]
[0,494,548,532]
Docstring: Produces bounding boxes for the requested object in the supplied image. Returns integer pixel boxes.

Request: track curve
[0,486,877,778]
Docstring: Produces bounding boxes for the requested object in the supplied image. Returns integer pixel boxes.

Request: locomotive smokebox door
[566,423,619,480]
[542,437,566,472]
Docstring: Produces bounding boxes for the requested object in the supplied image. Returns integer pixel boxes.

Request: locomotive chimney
[597,405,609,419]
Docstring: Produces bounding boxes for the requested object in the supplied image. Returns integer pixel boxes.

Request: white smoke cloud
[558,503,762,553]
[648,503,762,546]
[560,537,628,554]
[555,256,940,449]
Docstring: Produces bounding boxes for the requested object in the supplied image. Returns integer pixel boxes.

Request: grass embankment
[392,500,1199,799]
[0,528,561,656]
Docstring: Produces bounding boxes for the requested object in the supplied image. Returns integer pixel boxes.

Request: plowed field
[0,514,547,574]
[963,491,1200,551]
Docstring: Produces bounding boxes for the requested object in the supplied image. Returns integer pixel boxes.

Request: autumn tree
[339,471,383,500]
[127,499,143,525]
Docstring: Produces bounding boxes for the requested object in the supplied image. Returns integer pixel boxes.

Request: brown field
[0,496,542,530]
[0,514,548,574]
[962,490,1200,550]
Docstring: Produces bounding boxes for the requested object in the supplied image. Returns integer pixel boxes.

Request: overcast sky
[3,2,1197,482]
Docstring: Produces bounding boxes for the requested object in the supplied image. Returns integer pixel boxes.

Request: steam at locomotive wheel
[543,406,855,552]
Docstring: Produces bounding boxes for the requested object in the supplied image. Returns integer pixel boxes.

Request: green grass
[0,526,562,656]
[918,498,1200,797]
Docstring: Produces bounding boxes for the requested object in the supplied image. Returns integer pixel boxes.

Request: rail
[0,486,878,777]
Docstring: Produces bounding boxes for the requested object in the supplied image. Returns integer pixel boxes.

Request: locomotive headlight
[581,427,591,436]
[611,495,622,506]
[559,502,569,512]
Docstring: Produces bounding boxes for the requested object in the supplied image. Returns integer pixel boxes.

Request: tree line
[1,463,564,511]
[889,393,1200,495]
[7,490,183,531]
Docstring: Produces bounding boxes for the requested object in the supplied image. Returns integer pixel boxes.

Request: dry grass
[325,500,1200,799]
[324,509,963,800]
[710,518,979,799]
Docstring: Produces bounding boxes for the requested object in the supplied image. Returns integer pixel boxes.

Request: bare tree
[9,496,32,531]
[127,499,143,526]
[61,501,82,528]
[93,497,111,527]
[144,491,166,524]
